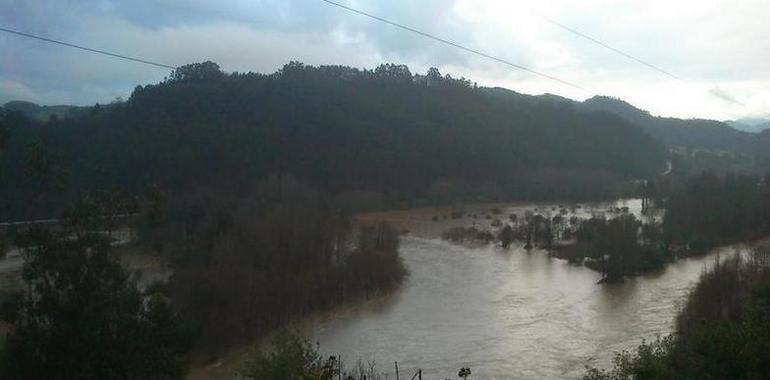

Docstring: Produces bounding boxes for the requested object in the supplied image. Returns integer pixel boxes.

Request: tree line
[664,172,770,251]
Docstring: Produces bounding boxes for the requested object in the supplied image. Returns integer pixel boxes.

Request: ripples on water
[311,200,744,379]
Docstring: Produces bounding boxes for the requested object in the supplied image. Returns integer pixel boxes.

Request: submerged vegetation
[439,172,770,282]
[561,214,669,282]
[440,204,668,280]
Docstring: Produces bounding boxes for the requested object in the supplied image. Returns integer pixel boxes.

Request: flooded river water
[310,200,743,379]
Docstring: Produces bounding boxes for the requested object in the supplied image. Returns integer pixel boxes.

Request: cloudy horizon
[1,0,769,121]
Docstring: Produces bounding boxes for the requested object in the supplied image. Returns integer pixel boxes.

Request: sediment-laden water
[311,200,742,379]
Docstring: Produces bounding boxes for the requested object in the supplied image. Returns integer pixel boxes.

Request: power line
[316,0,585,91]
[539,15,768,114]
[540,16,682,82]
[0,26,177,70]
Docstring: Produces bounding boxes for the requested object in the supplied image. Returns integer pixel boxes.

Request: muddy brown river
[310,199,743,379]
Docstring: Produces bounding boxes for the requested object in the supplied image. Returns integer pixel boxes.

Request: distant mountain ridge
[726,118,770,133]
[479,90,759,154]
[6,87,763,156]
[579,96,756,153]
[3,100,85,121]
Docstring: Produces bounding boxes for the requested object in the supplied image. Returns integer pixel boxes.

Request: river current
[310,199,743,379]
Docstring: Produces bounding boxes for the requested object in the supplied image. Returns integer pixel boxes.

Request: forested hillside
[478,90,765,156]
[581,95,757,153]
[0,62,667,219]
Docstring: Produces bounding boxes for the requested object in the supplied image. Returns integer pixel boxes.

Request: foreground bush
[241,330,385,380]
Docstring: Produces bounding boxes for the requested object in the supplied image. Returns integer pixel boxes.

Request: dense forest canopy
[0,61,667,219]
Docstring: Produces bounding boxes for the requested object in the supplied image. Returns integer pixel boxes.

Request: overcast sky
[1,0,769,120]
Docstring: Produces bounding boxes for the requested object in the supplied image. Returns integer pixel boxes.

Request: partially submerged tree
[499,224,514,248]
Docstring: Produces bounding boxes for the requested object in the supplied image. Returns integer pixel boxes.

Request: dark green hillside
[582,95,755,153]
[0,62,667,219]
